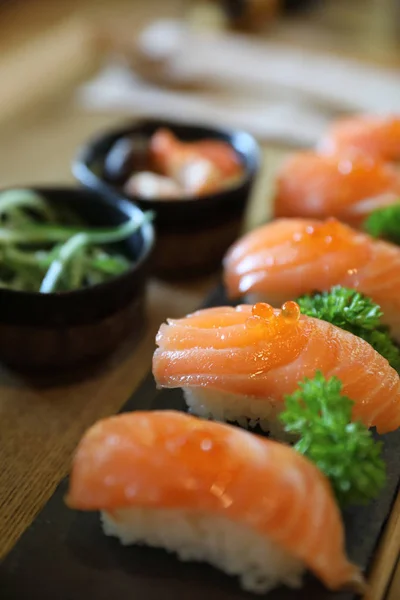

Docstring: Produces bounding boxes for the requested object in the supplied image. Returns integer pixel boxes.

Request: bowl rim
[72,118,261,206]
[0,185,155,300]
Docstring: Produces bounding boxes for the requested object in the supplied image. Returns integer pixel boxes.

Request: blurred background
[0,0,399,228]
[2,2,400,583]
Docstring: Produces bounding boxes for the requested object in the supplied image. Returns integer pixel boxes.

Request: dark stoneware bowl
[72,119,260,280]
[0,187,154,370]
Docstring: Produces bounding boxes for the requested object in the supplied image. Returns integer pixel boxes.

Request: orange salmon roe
[252,302,275,319]
[281,301,301,322]
[246,301,301,331]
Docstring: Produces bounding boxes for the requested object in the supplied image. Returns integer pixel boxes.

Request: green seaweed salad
[0,190,153,294]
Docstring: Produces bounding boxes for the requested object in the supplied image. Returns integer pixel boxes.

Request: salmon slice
[150,129,243,179]
[223,218,400,344]
[224,218,372,301]
[66,410,364,593]
[319,115,400,162]
[273,152,400,227]
[153,303,400,433]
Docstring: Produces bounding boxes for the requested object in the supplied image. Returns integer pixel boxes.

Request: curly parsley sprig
[364,203,400,244]
[297,286,400,372]
[280,372,386,507]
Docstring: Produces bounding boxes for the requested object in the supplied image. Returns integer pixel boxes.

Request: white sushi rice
[101,508,304,595]
[183,387,294,441]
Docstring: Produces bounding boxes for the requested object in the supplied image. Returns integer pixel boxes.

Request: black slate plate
[1,285,400,600]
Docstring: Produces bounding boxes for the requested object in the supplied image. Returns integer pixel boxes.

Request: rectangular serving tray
[1,285,399,600]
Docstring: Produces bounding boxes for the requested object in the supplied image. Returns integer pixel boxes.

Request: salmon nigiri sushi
[273,151,400,227]
[66,410,365,595]
[319,114,400,162]
[224,217,400,341]
[153,301,400,434]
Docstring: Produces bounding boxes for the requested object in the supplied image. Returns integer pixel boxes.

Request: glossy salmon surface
[274,152,400,227]
[223,218,400,345]
[319,115,400,162]
[153,302,400,433]
[66,410,363,591]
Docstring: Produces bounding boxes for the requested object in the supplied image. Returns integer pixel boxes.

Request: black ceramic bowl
[72,119,260,279]
[0,187,154,370]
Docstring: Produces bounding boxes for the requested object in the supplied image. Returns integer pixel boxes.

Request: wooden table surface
[0,1,399,598]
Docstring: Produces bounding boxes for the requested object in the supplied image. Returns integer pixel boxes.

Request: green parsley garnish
[364,203,400,243]
[280,372,386,507]
[297,286,400,372]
